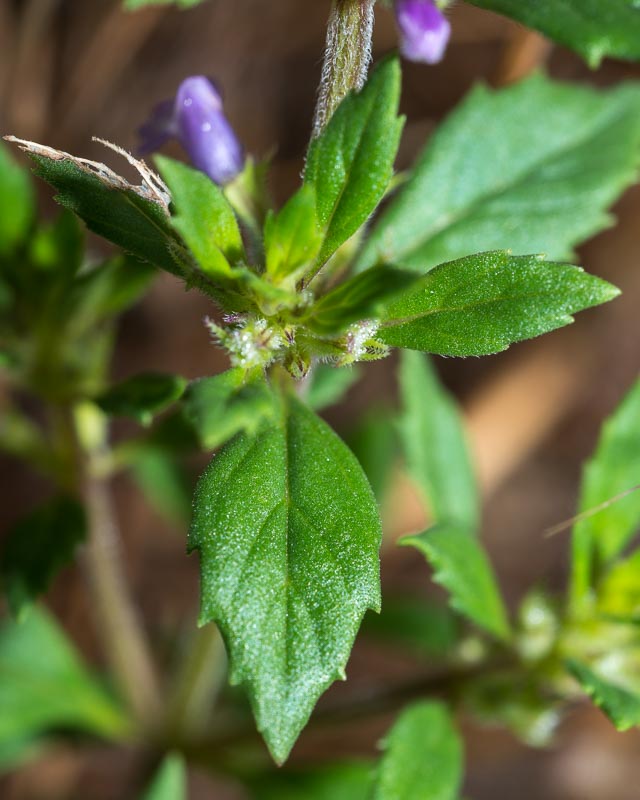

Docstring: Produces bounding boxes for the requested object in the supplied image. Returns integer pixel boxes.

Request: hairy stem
[312,0,375,137]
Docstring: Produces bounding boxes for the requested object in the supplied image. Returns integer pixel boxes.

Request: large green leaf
[305,56,404,267]
[571,379,640,606]
[140,754,186,800]
[466,1,640,67]
[399,351,478,528]
[372,701,463,800]
[155,156,245,279]
[378,252,618,356]
[189,391,382,763]
[1,497,86,619]
[0,608,128,747]
[567,659,640,731]
[402,524,510,640]
[356,75,640,272]
[0,141,34,254]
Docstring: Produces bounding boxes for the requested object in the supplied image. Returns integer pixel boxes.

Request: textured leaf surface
[96,373,186,425]
[373,701,462,800]
[399,351,478,527]
[183,368,276,450]
[402,524,510,640]
[189,393,382,762]
[466,1,640,66]
[357,75,640,272]
[305,57,404,266]
[1,497,86,619]
[0,141,34,254]
[0,608,128,745]
[140,754,186,800]
[378,252,618,356]
[571,379,640,605]
[567,659,640,731]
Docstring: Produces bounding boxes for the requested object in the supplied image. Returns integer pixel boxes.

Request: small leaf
[379,252,619,356]
[402,523,510,640]
[305,56,404,266]
[264,185,323,281]
[182,368,277,450]
[96,373,187,425]
[567,659,640,731]
[373,701,463,800]
[571,379,640,606]
[0,608,129,746]
[155,155,245,279]
[304,267,417,335]
[399,351,478,528]
[0,140,34,255]
[467,1,640,66]
[306,364,362,412]
[357,75,640,272]
[140,754,186,800]
[189,391,382,763]
[1,497,86,619]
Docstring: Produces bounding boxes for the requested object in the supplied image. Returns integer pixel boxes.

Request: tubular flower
[394,0,451,64]
[138,76,244,185]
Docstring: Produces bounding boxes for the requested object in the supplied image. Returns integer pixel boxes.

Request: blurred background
[1,0,640,797]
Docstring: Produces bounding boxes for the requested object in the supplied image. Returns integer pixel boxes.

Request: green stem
[312,0,376,138]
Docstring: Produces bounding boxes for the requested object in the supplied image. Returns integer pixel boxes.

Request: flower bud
[138,76,244,185]
[394,0,451,64]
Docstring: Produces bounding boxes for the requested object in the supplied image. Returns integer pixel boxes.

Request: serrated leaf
[0,140,34,255]
[189,392,382,763]
[305,56,404,267]
[357,75,640,272]
[571,379,640,606]
[402,523,510,640]
[1,497,86,619]
[264,185,323,281]
[567,659,640,731]
[96,372,187,425]
[251,762,374,800]
[399,351,478,528]
[304,267,418,335]
[466,1,640,66]
[378,252,619,356]
[0,608,128,746]
[306,364,362,411]
[140,754,186,800]
[373,701,463,800]
[155,155,245,279]
[182,368,277,450]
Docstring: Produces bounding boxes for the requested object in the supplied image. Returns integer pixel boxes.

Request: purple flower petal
[395,0,451,64]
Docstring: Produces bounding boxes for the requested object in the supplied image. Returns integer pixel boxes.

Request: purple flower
[138,76,245,185]
[395,0,451,64]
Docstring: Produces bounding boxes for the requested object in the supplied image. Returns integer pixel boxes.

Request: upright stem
[312,0,375,137]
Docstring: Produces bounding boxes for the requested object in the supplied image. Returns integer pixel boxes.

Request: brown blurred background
[1,0,640,797]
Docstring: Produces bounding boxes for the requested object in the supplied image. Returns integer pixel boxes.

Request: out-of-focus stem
[312,0,375,138]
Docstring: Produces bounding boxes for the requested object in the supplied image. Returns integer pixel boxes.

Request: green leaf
[0,608,129,746]
[304,267,417,335]
[264,185,323,281]
[466,1,640,67]
[155,156,245,279]
[356,75,640,272]
[378,252,619,356]
[0,140,34,255]
[140,754,186,800]
[402,523,510,640]
[306,364,362,412]
[1,497,86,619]
[183,368,277,450]
[189,391,382,763]
[598,549,640,621]
[399,351,478,528]
[373,701,463,800]
[251,762,374,800]
[571,379,640,606]
[96,373,187,426]
[305,56,404,266]
[567,659,640,731]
